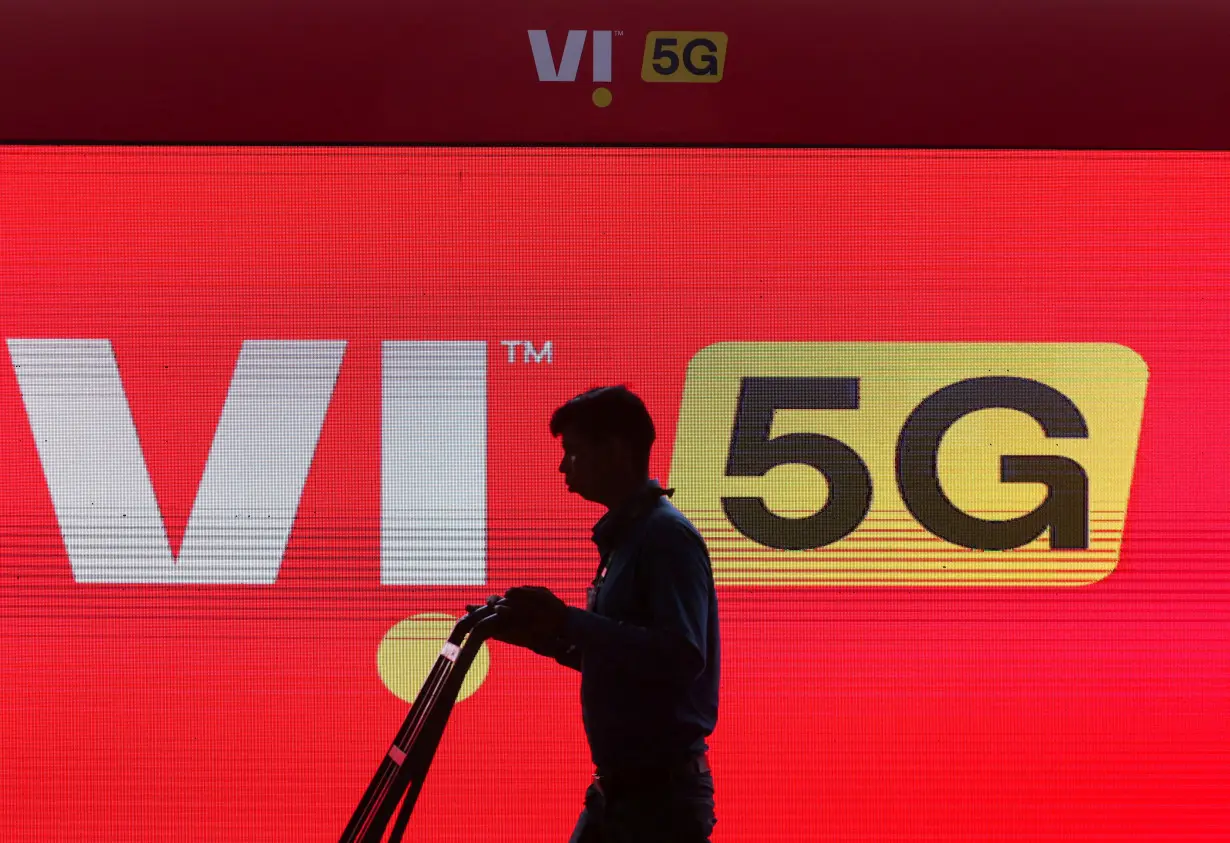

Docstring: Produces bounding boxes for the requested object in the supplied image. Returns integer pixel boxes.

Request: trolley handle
[457,594,499,635]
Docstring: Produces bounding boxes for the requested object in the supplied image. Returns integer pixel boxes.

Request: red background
[1,147,1229,840]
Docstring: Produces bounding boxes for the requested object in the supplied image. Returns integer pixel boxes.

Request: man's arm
[563,522,711,685]
[531,635,583,671]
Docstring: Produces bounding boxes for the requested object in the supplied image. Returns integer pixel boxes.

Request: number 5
[720,377,872,550]
[652,37,680,75]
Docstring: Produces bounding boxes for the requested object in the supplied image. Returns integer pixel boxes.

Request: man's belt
[593,752,710,792]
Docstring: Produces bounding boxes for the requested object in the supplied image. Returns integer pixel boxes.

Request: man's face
[559,429,624,505]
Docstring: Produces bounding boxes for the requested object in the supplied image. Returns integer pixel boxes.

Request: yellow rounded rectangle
[669,343,1148,586]
[642,32,728,82]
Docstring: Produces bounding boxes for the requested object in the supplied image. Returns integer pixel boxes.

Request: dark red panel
[0,1,1227,145]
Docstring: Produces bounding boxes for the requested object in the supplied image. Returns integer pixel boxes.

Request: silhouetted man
[487,385,720,842]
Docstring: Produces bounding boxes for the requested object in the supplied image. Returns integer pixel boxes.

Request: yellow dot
[592,87,613,108]
[377,612,489,704]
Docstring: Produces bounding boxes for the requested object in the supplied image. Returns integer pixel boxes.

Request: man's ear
[610,436,637,468]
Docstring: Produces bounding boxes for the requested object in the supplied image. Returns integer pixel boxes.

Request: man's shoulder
[641,500,709,556]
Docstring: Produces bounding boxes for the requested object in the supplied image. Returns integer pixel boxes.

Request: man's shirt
[547,479,720,771]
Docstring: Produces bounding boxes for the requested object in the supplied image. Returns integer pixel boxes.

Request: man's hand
[480,615,545,650]
[483,585,569,651]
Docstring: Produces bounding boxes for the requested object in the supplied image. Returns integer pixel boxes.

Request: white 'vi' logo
[527,29,612,82]
[8,339,487,586]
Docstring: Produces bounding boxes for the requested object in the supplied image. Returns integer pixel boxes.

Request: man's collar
[591,478,675,547]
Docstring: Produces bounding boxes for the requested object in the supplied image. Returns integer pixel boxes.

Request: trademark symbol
[500,340,553,364]
[615,30,624,37]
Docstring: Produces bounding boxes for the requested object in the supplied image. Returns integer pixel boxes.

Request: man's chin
[567,484,595,502]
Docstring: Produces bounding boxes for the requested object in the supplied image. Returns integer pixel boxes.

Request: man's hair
[549,385,656,473]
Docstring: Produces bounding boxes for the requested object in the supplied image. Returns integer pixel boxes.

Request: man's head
[550,385,656,507]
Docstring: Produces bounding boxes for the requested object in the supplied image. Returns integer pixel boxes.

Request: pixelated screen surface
[1,147,1227,841]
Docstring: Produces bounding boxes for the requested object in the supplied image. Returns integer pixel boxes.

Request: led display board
[2,147,1226,840]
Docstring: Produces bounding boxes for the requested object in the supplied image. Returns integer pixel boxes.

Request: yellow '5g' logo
[669,343,1148,586]
[641,32,728,82]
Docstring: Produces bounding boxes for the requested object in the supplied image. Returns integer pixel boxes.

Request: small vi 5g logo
[669,343,1149,587]
[528,29,728,107]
